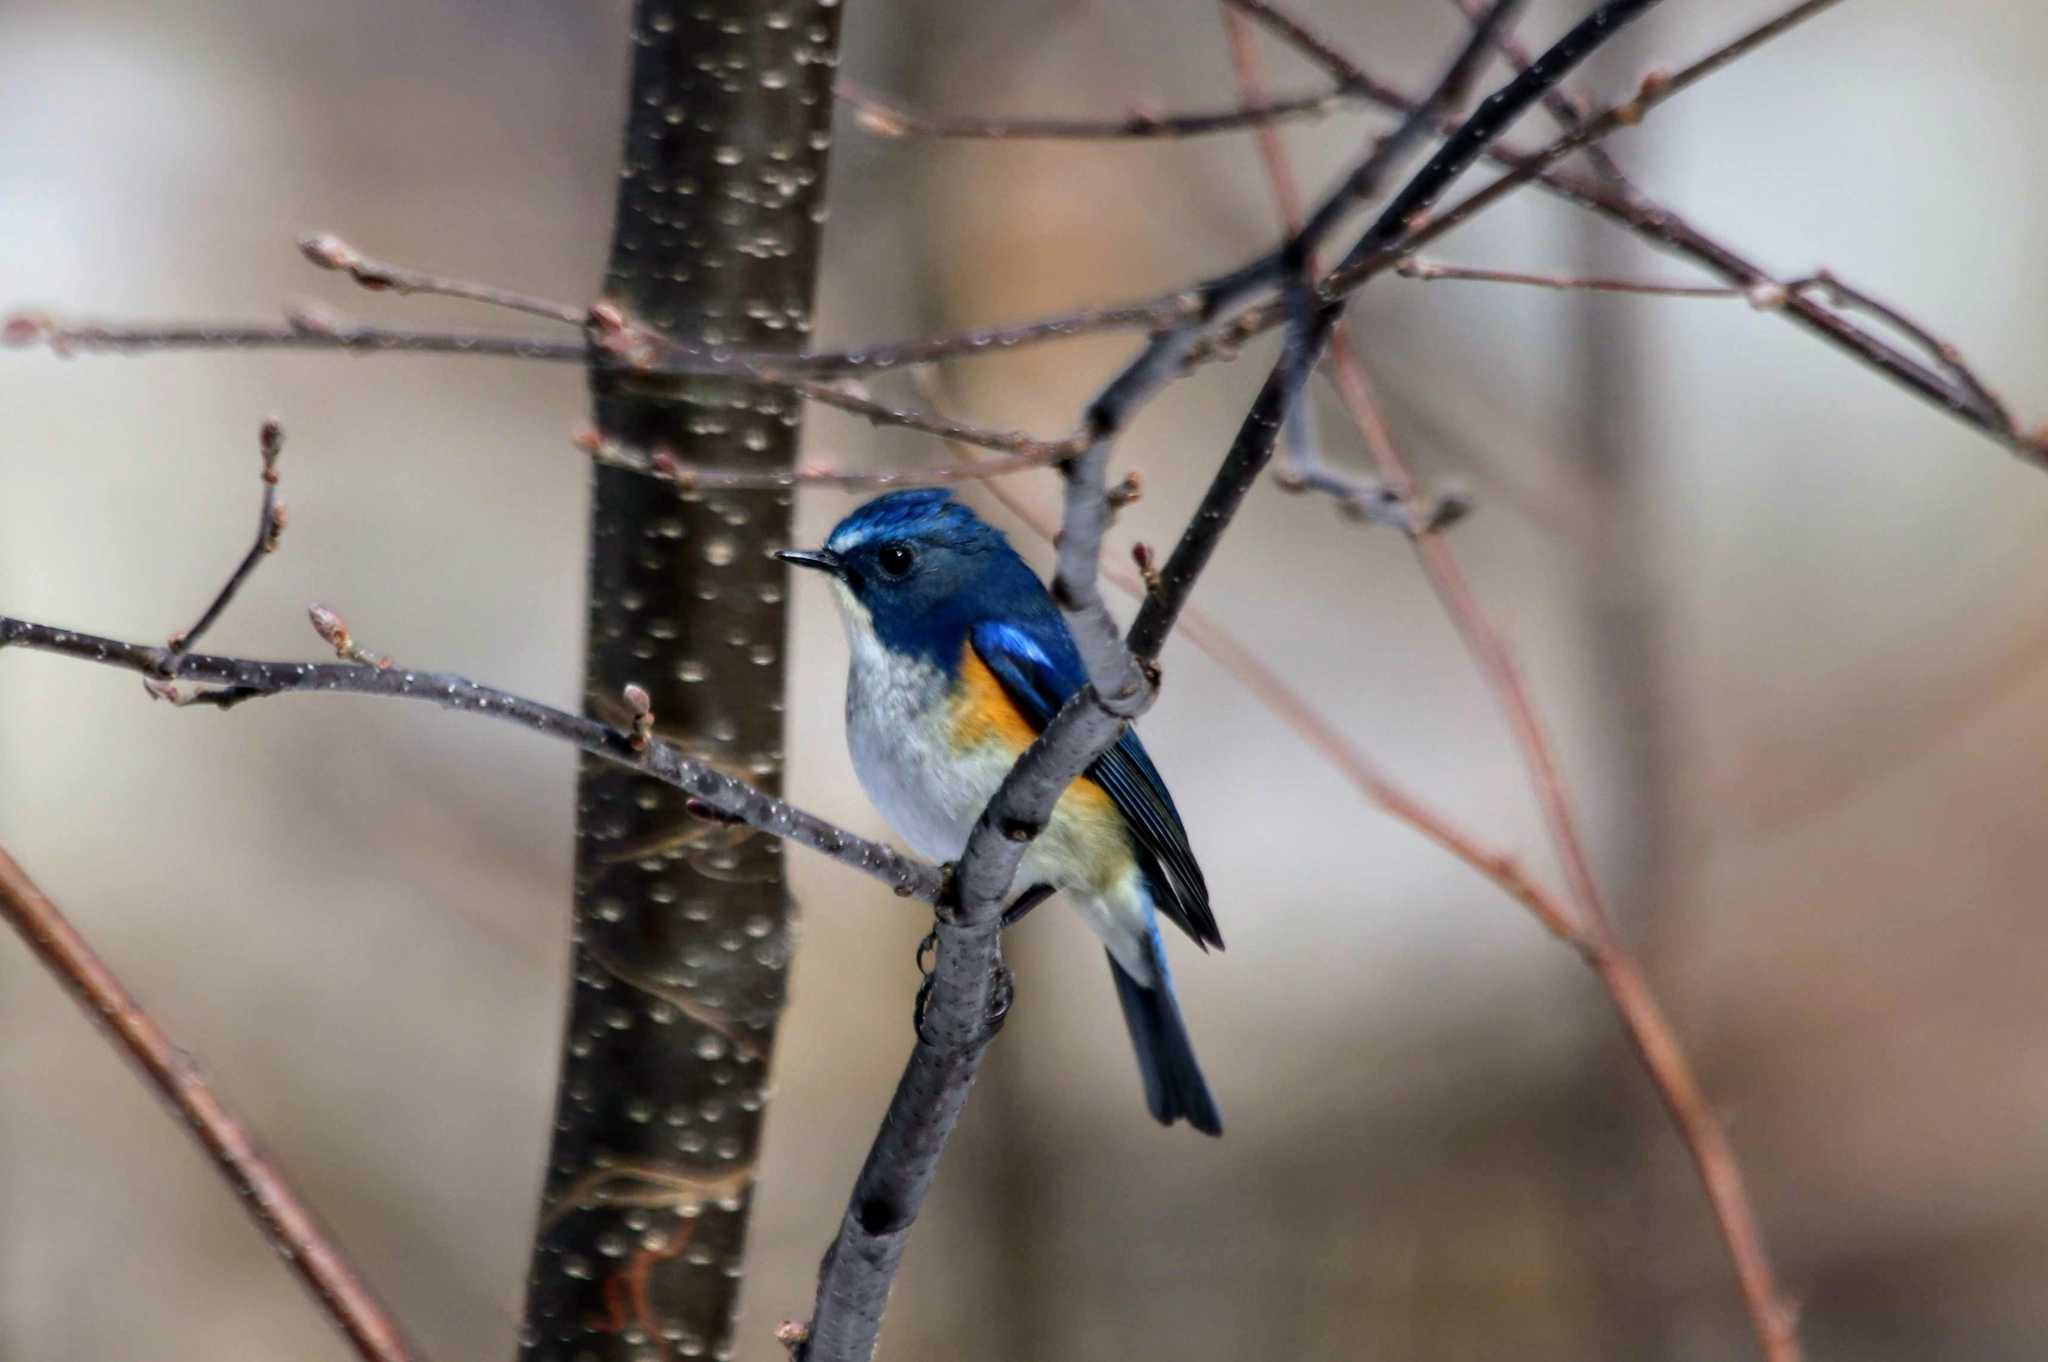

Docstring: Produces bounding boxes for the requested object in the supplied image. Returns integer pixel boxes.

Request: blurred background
[5,1,2047,1358]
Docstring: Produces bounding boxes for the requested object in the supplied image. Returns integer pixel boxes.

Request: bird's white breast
[830,580,1156,981]
[836,584,991,861]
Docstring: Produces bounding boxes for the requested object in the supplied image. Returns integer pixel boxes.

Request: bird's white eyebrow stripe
[826,524,876,554]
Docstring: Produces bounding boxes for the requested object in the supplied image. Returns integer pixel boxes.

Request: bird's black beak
[774,547,846,579]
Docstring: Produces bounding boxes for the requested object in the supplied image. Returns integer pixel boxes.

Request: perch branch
[0,845,420,1362]
[798,4,1680,1355]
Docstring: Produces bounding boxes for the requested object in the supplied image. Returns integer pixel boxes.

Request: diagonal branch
[0,845,420,1362]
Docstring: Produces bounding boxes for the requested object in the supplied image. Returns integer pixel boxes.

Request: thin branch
[1442,0,1632,187]
[297,233,587,326]
[0,614,944,903]
[1289,0,1531,280]
[157,418,289,692]
[836,79,1348,141]
[582,435,1071,493]
[0,844,421,1362]
[1397,255,1743,298]
[782,377,1080,458]
[1326,0,1662,281]
[310,240,1087,461]
[1789,269,2017,436]
[1222,0,1366,88]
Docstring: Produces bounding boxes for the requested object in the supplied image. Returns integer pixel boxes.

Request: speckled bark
[518,4,841,1360]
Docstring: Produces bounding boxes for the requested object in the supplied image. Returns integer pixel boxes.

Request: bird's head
[777,489,1036,667]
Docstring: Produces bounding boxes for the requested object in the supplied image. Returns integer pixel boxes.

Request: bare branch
[1396,255,1743,298]
[0,845,421,1362]
[1442,0,1633,186]
[149,419,289,703]
[837,79,1349,141]
[0,615,944,902]
[297,233,588,326]
[1789,270,2017,436]
[578,433,1071,493]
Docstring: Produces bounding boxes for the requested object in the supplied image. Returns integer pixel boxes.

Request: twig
[1442,0,1632,187]
[1287,0,1531,278]
[836,79,1349,140]
[0,844,420,1362]
[1326,0,1663,281]
[586,436,1071,493]
[1397,256,1743,298]
[3,309,1096,462]
[301,238,1082,461]
[149,418,289,703]
[0,614,944,902]
[297,233,587,326]
[1789,269,2017,436]
[1225,7,1803,1360]
[782,377,1080,458]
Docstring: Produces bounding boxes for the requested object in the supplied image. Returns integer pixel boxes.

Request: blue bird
[778,489,1223,1136]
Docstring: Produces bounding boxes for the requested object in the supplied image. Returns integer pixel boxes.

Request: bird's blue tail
[1107,943,1223,1137]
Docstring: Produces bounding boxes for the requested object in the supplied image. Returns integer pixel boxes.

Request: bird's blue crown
[824,488,1002,557]
[818,490,1057,673]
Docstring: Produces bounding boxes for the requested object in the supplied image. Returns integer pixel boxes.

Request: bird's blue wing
[970,619,1220,950]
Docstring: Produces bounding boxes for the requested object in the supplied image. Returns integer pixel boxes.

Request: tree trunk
[518,5,840,1359]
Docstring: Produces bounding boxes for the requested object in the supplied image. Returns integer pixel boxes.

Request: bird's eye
[876,543,915,579]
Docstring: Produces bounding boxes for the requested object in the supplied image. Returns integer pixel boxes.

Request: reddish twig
[0,845,420,1362]
[599,1213,699,1359]
[1225,7,1802,1360]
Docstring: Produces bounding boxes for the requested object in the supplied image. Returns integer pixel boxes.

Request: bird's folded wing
[969,620,1220,950]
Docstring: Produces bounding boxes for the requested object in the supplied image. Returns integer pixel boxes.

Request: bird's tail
[1107,944,1223,1137]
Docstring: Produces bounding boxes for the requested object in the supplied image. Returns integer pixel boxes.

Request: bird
[777,488,1223,1136]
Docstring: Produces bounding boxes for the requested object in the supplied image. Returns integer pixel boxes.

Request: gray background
[4,1,2046,1358]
